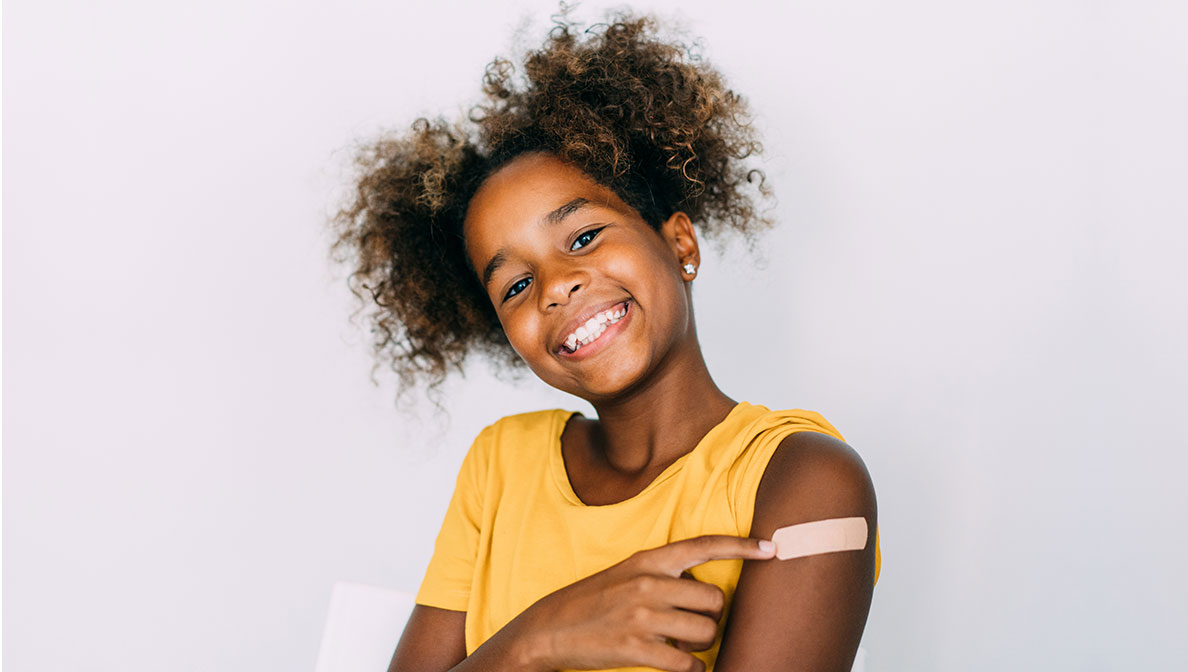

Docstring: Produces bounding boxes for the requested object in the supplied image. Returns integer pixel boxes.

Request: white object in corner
[315,582,416,672]
[852,645,868,672]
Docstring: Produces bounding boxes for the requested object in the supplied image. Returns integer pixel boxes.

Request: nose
[539,264,588,310]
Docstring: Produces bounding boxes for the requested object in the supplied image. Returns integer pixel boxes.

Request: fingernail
[759,539,775,553]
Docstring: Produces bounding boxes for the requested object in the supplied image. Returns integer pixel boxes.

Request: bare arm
[388,606,466,672]
[389,604,545,672]
[713,431,878,671]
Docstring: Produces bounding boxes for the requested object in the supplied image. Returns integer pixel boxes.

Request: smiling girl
[331,11,880,672]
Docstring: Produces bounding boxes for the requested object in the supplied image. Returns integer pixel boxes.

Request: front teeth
[564,304,627,352]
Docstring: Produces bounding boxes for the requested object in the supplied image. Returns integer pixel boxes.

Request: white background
[5,1,1187,670]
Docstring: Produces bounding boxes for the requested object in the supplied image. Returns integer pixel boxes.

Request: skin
[390,152,877,672]
[467,151,738,487]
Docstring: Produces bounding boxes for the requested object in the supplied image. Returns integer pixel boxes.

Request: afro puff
[329,10,772,406]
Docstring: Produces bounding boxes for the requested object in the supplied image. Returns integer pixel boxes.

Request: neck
[582,334,737,475]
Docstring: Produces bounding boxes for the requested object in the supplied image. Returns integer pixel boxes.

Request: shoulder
[723,405,861,532]
[466,407,577,463]
[453,408,576,492]
[750,429,877,538]
[485,407,574,433]
[766,430,871,492]
[472,408,579,451]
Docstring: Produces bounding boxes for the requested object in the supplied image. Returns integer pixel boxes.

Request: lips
[553,298,633,354]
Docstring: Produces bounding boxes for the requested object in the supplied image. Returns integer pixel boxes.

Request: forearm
[446,617,551,672]
[391,603,554,672]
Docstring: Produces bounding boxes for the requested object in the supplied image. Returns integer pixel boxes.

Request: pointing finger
[646,535,775,576]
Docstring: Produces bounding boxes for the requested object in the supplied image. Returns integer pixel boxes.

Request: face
[463,152,702,401]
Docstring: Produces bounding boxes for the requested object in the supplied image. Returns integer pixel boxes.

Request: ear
[659,211,700,272]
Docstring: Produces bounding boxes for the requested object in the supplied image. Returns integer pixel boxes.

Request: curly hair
[328,9,773,408]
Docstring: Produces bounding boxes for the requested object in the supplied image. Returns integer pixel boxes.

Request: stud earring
[683,263,697,275]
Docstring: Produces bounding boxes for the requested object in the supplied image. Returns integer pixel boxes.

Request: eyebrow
[481,197,591,289]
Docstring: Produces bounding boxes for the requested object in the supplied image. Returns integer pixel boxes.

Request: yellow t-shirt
[415,401,881,670]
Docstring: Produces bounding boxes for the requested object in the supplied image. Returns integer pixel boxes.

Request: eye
[570,226,605,251]
[503,277,531,302]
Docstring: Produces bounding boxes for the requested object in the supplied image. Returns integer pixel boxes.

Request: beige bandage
[770,517,869,560]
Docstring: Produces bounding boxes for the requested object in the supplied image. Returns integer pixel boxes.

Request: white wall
[5,1,1186,670]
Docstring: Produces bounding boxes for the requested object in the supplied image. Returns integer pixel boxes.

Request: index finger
[646,535,775,576]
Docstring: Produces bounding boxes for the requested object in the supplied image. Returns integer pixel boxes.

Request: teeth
[563,303,628,352]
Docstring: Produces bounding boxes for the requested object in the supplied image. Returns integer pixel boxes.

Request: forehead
[462,153,625,258]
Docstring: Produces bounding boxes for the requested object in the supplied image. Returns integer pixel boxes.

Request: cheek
[627,241,691,330]
[603,238,673,288]
[498,308,544,358]
[617,245,683,313]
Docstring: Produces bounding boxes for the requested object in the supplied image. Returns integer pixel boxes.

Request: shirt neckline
[548,401,752,508]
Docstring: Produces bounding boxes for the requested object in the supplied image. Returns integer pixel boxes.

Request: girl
[330,10,881,672]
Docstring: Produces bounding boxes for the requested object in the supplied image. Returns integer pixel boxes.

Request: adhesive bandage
[770,517,869,560]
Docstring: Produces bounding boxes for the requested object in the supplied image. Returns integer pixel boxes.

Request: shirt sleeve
[414,422,495,611]
[727,409,881,587]
[874,529,881,587]
[726,410,846,536]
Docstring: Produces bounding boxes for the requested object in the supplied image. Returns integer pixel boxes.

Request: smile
[558,300,631,356]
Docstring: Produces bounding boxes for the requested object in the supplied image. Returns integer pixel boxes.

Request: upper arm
[394,427,495,671]
[714,431,878,672]
[388,604,467,672]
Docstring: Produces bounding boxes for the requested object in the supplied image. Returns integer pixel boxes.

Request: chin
[557,360,654,401]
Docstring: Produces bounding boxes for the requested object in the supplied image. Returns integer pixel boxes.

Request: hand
[513,535,776,672]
